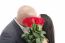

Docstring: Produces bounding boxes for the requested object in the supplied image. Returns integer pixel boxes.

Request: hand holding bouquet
[21,17,48,43]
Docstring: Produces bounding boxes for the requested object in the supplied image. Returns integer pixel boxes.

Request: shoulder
[0,20,19,42]
[1,20,18,38]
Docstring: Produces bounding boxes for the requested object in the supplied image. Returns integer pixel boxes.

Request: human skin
[16,5,48,43]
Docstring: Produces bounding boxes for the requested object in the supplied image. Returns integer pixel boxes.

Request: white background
[0,0,65,43]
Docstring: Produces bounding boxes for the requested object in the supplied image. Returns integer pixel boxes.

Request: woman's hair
[40,14,55,43]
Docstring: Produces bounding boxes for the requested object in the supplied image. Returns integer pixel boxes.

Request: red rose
[22,17,45,27]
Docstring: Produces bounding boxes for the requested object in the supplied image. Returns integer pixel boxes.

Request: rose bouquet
[21,17,46,43]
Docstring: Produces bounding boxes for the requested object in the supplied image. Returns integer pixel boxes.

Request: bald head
[16,5,37,26]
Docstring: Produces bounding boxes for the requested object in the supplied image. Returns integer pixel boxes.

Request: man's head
[16,5,37,26]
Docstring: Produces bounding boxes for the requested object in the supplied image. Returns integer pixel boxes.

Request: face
[17,6,37,26]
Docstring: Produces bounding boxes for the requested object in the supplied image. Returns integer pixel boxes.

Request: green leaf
[28,35,33,39]
[21,34,26,38]
[38,25,42,31]
[21,23,47,43]
[33,32,40,38]
[32,24,37,31]
[36,38,41,43]
[40,31,46,38]
[41,31,46,34]
[27,39,32,43]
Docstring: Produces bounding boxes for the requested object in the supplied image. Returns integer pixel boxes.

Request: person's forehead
[17,6,37,16]
[20,6,35,11]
